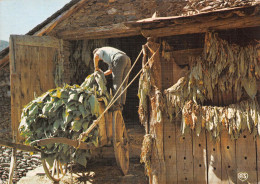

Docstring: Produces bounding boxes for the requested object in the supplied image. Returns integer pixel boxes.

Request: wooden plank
[11,35,60,48]
[164,118,177,184]
[141,15,260,38]
[171,48,203,66]
[257,136,260,183]
[207,134,222,183]
[176,126,194,183]
[221,130,237,184]
[193,130,207,184]
[8,148,17,184]
[236,131,257,184]
[46,48,56,89]
[57,23,140,40]
[0,140,38,152]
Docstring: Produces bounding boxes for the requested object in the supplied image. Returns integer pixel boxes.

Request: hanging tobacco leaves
[164,31,260,139]
[181,99,260,140]
[138,66,151,126]
[19,71,111,167]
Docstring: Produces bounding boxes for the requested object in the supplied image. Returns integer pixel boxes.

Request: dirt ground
[18,158,147,184]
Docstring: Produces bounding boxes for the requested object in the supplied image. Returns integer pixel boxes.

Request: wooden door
[9,35,64,142]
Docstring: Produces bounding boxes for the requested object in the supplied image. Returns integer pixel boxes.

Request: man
[93,47,131,110]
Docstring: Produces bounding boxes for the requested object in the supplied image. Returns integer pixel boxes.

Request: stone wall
[0,147,42,183]
[0,64,11,141]
[51,0,188,35]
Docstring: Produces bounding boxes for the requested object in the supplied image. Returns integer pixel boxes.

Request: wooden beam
[57,23,141,40]
[12,35,60,48]
[141,15,260,38]
[0,139,39,152]
[33,137,96,150]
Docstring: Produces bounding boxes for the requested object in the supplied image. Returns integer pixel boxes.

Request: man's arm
[94,54,100,71]
[104,69,112,76]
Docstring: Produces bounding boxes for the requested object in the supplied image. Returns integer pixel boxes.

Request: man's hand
[104,69,112,76]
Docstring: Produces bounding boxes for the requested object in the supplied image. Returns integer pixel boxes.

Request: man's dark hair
[93,48,99,54]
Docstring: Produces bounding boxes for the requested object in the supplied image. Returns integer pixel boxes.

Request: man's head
[93,48,99,55]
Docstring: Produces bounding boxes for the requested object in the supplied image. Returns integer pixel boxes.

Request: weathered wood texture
[163,116,177,184]
[193,130,207,184]
[207,134,222,184]
[57,23,140,40]
[221,131,237,184]
[176,126,194,183]
[146,36,260,184]
[141,15,260,38]
[9,35,62,142]
[236,131,257,184]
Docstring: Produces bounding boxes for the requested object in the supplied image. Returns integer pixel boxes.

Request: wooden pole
[8,148,16,184]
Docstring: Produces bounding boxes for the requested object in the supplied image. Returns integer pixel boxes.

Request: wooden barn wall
[68,36,146,123]
[150,28,260,184]
[50,0,187,39]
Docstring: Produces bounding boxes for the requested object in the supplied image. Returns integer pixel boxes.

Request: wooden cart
[0,103,130,183]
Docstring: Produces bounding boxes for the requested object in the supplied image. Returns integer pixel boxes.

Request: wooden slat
[141,15,260,38]
[207,134,222,183]
[164,118,177,184]
[57,23,140,40]
[176,126,194,183]
[221,130,237,184]
[0,139,38,152]
[236,131,257,184]
[257,136,260,183]
[171,48,203,66]
[11,35,60,48]
[193,130,207,184]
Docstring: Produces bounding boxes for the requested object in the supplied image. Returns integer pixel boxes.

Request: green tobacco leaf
[68,93,79,102]
[42,103,53,114]
[76,153,87,167]
[71,120,83,132]
[53,119,62,133]
[89,95,99,117]
[29,104,39,116]
[79,104,88,118]
[82,121,90,131]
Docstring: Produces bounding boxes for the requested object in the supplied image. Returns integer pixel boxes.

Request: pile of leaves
[19,71,111,167]
[165,31,260,139]
[181,0,258,16]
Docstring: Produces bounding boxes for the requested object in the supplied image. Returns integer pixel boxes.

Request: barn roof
[1,0,260,69]
[125,3,260,38]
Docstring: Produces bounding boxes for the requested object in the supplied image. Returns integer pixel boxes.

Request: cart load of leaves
[19,71,111,167]
[164,31,260,139]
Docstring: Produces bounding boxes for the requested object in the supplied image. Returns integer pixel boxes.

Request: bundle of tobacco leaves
[138,67,151,126]
[140,134,153,177]
[181,99,260,140]
[19,71,111,167]
[165,31,260,139]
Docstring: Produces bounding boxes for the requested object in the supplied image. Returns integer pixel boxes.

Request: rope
[78,46,159,144]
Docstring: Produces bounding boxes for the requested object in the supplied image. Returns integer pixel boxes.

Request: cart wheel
[41,155,68,182]
[112,110,130,175]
